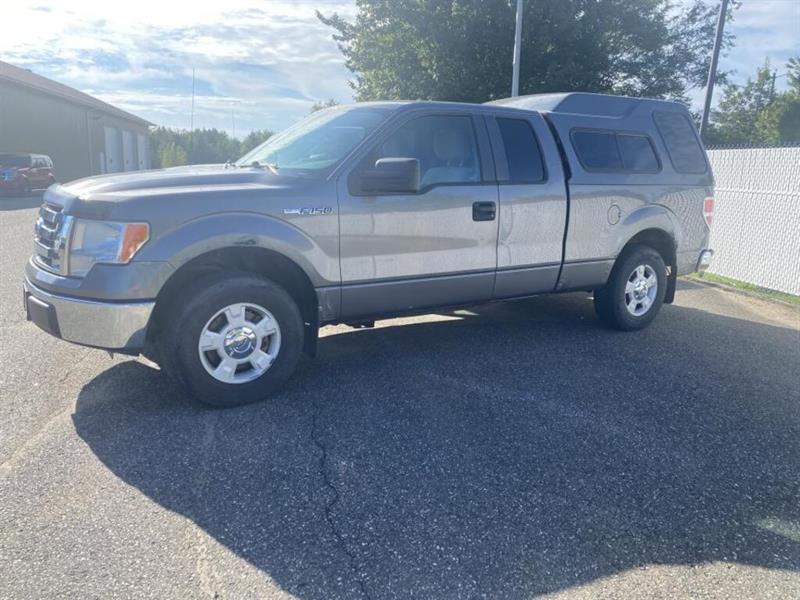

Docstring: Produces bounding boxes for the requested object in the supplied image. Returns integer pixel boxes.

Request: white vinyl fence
[705,146,800,296]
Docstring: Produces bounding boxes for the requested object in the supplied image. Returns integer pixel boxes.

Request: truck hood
[43,164,307,220]
[58,164,270,197]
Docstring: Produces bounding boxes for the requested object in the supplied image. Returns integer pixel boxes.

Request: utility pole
[771,70,778,103]
[190,67,196,156]
[511,0,523,97]
[770,71,788,102]
[700,0,728,142]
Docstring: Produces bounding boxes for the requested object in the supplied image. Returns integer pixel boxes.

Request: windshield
[0,154,31,168]
[236,106,390,175]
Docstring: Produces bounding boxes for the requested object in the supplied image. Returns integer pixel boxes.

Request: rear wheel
[160,273,304,407]
[594,244,666,331]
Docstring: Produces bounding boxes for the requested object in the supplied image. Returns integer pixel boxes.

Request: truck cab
[24,93,713,407]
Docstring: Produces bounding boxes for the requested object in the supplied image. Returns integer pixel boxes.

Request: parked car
[23,93,714,407]
[0,153,56,195]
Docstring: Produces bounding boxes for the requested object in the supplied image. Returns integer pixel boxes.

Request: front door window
[372,114,481,188]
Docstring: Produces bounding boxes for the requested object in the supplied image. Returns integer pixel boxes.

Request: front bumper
[23,277,154,352]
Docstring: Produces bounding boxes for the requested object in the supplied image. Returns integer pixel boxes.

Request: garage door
[122,130,134,172]
[104,126,121,173]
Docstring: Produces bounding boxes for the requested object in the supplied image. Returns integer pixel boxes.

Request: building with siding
[0,60,153,183]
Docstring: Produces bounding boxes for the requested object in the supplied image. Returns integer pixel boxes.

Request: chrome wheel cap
[198,302,281,384]
[625,264,658,317]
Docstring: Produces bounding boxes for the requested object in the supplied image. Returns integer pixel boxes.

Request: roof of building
[0,60,153,127]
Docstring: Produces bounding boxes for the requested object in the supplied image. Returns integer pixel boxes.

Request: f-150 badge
[283,207,334,215]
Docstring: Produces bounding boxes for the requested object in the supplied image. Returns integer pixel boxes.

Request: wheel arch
[136,212,338,288]
[617,227,678,304]
[146,246,321,358]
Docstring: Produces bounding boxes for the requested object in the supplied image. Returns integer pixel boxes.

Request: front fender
[135,212,339,287]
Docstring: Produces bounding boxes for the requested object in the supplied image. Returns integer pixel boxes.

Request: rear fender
[616,205,680,303]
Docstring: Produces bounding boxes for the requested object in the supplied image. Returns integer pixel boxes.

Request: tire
[594,244,667,331]
[159,273,304,407]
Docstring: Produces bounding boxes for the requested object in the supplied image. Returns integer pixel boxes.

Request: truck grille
[34,202,72,275]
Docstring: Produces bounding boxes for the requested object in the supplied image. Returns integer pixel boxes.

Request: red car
[0,153,56,195]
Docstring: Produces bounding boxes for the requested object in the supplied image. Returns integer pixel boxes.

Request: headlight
[69,219,149,277]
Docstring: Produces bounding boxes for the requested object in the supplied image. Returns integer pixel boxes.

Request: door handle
[472,201,496,222]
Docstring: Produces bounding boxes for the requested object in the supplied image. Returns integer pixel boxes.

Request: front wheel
[160,274,304,407]
[594,244,667,331]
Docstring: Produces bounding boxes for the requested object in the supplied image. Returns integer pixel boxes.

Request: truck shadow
[72,293,800,598]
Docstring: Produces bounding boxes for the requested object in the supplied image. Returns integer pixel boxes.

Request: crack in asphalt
[0,349,94,471]
[191,414,223,599]
[58,349,93,384]
[310,400,372,600]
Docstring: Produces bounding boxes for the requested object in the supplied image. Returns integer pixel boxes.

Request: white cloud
[2,0,357,134]
[722,0,799,85]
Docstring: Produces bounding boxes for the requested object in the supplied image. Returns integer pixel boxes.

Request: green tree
[310,99,340,112]
[186,128,242,164]
[777,57,800,142]
[150,127,248,166]
[318,0,734,103]
[240,129,274,155]
[708,58,800,145]
[786,57,800,91]
[158,141,188,167]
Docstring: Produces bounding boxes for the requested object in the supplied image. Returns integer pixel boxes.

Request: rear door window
[571,130,660,173]
[571,131,623,170]
[496,118,546,183]
[653,111,707,174]
[617,134,659,171]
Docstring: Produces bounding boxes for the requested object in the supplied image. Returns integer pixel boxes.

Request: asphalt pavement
[1,195,799,599]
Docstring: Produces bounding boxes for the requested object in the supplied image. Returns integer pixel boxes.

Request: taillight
[703,197,714,227]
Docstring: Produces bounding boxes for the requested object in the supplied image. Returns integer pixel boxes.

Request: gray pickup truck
[24,92,714,407]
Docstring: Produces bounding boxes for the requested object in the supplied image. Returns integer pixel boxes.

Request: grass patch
[685,273,800,305]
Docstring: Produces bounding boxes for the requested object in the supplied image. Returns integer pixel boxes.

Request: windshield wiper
[245,160,279,174]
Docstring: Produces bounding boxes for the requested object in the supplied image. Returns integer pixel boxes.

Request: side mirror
[356,157,420,194]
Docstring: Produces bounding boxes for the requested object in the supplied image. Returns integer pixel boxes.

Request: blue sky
[2,1,798,138]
